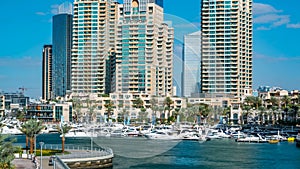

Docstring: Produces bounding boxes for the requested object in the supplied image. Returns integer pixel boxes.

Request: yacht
[296,133,300,147]
[63,128,97,138]
[236,134,267,143]
[144,130,179,140]
[1,124,22,135]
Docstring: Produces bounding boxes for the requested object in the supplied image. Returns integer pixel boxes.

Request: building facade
[71,0,118,95]
[0,92,29,110]
[182,31,201,97]
[200,0,253,100]
[26,102,73,122]
[52,13,73,98]
[42,45,53,101]
[115,0,174,96]
[0,95,4,115]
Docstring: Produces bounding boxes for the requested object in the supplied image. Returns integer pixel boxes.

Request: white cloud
[257,26,271,31]
[0,56,41,67]
[35,12,47,16]
[254,14,286,24]
[51,4,60,15]
[253,3,282,15]
[253,53,300,62]
[287,23,300,29]
[253,3,293,30]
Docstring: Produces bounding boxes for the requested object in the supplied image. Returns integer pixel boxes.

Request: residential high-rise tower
[200,0,253,99]
[115,0,174,96]
[42,45,53,100]
[71,0,118,95]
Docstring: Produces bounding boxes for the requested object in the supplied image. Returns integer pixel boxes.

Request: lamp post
[39,142,44,169]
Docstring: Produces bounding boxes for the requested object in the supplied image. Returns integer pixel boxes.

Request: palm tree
[198,103,211,124]
[104,100,114,121]
[270,97,280,108]
[150,97,158,120]
[241,105,251,125]
[0,134,18,169]
[119,108,129,123]
[56,124,72,153]
[244,96,261,110]
[86,99,97,123]
[133,98,144,109]
[72,98,83,123]
[138,108,148,123]
[164,97,174,119]
[178,108,186,122]
[281,95,291,109]
[0,123,4,134]
[20,119,44,154]
[269,106,279,125]
[258,106,266,125]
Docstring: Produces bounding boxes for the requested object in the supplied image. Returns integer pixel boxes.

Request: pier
[56,148,113,169]
[13,145,114,169]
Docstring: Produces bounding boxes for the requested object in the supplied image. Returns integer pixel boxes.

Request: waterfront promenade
[12,147,113,169]
[12,158,52,169]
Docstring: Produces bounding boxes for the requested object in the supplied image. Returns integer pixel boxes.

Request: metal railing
[43,144,113,169]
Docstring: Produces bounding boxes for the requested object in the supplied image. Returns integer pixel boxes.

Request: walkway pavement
[12,157,53,169]
[12,159,36,169]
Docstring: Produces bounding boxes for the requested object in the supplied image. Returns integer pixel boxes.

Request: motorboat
[236,134,268,143]
[287,137,295,142]
[296,134,300,147]
[63,128,97,138]
[144,130,179,140]
[268,137,280,144]
[1,124,22,135]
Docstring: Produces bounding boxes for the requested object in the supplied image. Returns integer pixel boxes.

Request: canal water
[11,134,300,169]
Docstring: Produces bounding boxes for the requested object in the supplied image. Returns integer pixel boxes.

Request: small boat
[144,130,179,140]
[296,134,300,147]
[236,134,268,143]
[287,137,295,142]
[268,138,280,144]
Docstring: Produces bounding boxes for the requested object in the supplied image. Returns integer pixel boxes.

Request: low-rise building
[0,95,4,116]
[70,93,186,122]
[26,102,72,122]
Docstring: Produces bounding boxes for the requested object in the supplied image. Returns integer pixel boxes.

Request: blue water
[11,134,300,169]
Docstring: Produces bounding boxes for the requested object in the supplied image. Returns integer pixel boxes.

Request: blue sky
[0,0,299,98]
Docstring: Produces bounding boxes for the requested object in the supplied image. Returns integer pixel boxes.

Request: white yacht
[144,130,179,140]
[236,134,267,143]
[1,125,22,135]
[63,128,97,138]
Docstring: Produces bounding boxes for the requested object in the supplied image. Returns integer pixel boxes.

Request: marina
[2,118,300,168]
[9,132,300,169]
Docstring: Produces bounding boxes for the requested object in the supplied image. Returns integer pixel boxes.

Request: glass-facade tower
[182,31,201,97]
[52,14,73,98]
[200,0,253,99]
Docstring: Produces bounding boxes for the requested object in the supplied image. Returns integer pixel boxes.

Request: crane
[19,87,28,95]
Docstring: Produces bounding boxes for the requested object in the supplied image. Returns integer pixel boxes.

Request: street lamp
[39,142,44,169]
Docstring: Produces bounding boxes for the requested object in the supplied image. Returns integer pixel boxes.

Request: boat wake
[93,137,181,158]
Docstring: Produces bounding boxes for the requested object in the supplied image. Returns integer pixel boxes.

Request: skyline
[0,0,299,98]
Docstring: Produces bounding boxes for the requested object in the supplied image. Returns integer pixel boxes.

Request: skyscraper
[182,31,201,97]
[42,45,52,101]
[52,13,73,98]
[200,0,253,99]
[72,0,118,95]
[115,0,174,96]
